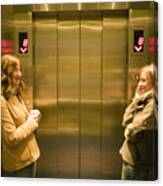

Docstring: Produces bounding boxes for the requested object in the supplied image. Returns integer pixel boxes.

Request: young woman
[119,63,158,180]
[1,54,41,177]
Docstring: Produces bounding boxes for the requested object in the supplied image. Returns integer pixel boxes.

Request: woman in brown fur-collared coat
[1,54,41,177]
[119,63,158,180]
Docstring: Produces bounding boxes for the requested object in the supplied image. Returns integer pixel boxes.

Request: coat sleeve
[124,99,157,141]
[122,99,137,127]
[1,96,39,149]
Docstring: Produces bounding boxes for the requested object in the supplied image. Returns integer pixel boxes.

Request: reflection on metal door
[33,11,128,179]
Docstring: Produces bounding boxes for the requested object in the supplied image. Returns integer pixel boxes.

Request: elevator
[33,10,128,179]
[1,1,157,180]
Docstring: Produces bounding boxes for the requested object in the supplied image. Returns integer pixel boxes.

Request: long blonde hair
[1,54,25,99]
[140,63,157,90]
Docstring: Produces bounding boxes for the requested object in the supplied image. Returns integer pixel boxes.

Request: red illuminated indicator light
[1,40,14,53]
[134,30,144,53]
[1,40,13,47]
[134,36,144,52]
[19,38,28,53]
[149,36,156,46]
[2,48,14,53]
[19,32,28,54]
[148,36,157,53]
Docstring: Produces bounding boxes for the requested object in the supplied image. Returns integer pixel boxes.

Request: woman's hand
[134,86,143,99]
[29,109,42,123]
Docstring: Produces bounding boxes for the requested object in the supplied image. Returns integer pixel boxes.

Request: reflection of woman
[119,63,157,180]
[1,55,41,177]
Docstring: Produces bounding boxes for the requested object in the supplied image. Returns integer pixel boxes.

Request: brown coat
[119,90,157,166]
[1,95,40,172]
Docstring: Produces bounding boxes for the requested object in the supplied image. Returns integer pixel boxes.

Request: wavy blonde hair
[1,54,25,99]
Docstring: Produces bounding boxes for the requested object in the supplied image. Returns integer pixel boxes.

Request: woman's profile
[119,63,158,180]
[1,54,41,177]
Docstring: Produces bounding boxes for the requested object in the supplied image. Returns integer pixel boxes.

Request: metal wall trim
[2,1,156,14]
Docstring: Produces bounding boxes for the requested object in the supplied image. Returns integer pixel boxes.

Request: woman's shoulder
[1,95,8,107]
[1,95,6,101]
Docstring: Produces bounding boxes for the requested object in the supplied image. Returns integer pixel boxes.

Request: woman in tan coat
[119,63,158,180]
[1,54,41,177]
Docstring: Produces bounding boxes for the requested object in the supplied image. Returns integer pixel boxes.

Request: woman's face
[137,70,153,95]
[11,61,22,88]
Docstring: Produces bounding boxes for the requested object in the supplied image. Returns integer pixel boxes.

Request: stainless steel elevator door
[102,11,128,179]
[33,11,128,179]
[33,13,58,177]
[80,12,102,178]
[57,12,80,178]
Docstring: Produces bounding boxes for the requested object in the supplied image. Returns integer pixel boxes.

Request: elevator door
[33,13,58,178]
[33,11,128,179]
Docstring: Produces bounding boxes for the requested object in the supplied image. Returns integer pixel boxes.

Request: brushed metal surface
[80,12,102,178]
[13,13,33,111]
[33,13,58,177]
[32,10,128,179]
[57,12,80,178]
[2,1,156,13]
[102,11,128,179]
[128,9,156,100]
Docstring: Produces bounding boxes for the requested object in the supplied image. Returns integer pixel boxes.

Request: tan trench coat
[1,95,40,172]
[119,90,157,166]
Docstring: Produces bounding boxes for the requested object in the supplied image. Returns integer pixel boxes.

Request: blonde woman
[119,63,158,180]
[1,54,41,177]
